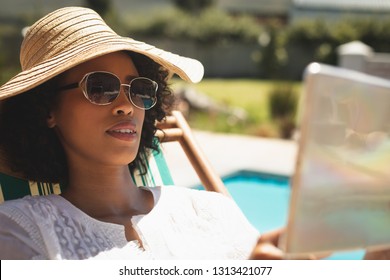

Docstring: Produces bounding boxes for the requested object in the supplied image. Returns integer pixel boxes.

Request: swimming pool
[196,171,365,260]
[222,171,290,234]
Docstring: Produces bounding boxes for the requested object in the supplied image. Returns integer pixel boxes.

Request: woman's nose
[112,86,133,115]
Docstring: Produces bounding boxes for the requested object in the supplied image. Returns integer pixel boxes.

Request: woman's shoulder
[0,194,59,206]
[0,194,62,219]
[0,196,53,239]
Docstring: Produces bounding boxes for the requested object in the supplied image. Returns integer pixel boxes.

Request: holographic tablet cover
[283,63,390,256]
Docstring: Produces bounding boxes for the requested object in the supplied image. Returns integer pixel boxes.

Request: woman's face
[48,51,145,167]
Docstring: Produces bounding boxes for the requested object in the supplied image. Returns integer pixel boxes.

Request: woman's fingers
[257,228,285,246]
[249,228,285,260]
[249,242,284,260]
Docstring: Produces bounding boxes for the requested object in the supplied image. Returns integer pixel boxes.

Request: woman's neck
[60,164,153,221]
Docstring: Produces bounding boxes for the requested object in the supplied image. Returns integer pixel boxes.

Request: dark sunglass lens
[130,79,157,109]
[86,73,120,104]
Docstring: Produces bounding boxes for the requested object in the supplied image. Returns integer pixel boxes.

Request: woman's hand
[249,228,284,260]
[364,248,390,260]
[249,228,331,260]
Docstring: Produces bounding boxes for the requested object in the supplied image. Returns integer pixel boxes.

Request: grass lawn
[172,78,302,137]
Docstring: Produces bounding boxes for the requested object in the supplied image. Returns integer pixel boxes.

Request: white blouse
[0,186,259,260]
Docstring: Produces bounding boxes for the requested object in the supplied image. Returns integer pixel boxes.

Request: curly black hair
[0,52,175,185]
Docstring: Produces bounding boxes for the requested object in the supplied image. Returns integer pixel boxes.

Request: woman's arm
[249,228,331,260]
[0,214,40,259]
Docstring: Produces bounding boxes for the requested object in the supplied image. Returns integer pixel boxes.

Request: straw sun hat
[0,6,204,101]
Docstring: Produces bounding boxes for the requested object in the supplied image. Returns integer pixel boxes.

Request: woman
[0,6,284,260]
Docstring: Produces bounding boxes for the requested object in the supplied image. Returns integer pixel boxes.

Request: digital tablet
[282,63,390,257]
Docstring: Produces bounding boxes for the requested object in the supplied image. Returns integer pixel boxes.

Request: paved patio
[161,130,298,187]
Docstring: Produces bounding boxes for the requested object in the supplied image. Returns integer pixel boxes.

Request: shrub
[256,20,287,79]
[268,83,298,138]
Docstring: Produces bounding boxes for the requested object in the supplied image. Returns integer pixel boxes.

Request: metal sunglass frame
[57,71,158,110]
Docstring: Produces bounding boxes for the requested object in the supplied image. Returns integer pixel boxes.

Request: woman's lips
[106,122,137,141]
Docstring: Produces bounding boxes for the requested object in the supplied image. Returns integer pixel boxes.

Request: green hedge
[123,10,390,79]
[123,8,262,44]
[281,18,390,78]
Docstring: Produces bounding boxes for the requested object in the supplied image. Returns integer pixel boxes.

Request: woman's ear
[46,113,56,128]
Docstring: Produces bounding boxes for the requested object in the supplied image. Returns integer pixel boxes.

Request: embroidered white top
[0,186,259,259]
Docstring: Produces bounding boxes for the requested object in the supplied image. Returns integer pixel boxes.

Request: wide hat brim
[0,7,204,101]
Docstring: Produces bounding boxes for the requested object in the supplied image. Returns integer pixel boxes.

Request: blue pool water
[222,172,290,234]
[196,171,365,260]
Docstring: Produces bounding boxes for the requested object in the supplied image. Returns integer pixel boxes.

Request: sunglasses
[57,71,158,110]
